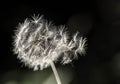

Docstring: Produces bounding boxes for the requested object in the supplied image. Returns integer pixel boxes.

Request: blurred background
[0,0,120,84]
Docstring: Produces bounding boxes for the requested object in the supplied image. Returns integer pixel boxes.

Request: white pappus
[13,15,86,71]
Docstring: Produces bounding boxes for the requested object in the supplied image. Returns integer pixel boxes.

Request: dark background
[1,0,120,84]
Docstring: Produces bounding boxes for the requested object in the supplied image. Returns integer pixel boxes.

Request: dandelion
[13,15,86,84]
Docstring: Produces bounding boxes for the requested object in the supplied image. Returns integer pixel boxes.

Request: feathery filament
[13,16,86,71]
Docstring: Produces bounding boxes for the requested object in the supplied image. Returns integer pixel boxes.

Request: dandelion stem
[50,60,62,84]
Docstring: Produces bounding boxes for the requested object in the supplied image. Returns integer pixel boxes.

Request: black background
[1,0,120,84]
[0,0,95,70]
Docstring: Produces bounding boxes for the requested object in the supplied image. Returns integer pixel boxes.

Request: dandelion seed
[13,15,86,84]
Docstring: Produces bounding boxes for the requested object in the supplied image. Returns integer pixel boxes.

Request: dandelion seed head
[13,15,86,70]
